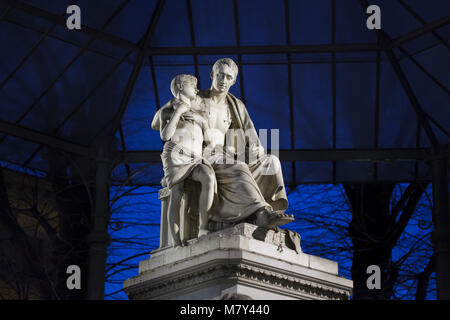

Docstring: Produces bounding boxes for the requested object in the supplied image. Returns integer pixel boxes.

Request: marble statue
[152,58,294,248]
[199,58,293,230]
[151,74,216,245]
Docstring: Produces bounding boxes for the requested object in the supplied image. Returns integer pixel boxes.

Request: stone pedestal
[123,223,352,300]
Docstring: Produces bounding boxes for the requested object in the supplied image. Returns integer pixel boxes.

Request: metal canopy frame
[0,0,448,179]
[0,0,449,301]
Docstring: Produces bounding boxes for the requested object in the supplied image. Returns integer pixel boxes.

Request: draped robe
[198,90,289,224]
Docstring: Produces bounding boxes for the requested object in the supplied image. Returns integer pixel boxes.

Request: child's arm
[160,103,189,141]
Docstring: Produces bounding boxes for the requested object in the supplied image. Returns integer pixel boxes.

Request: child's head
[170,74,198,100]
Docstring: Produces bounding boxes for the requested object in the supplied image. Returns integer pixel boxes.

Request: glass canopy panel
[190,0,237,46]
[152,55,195,66]
[335,51,377,63]
[401,33,441,55]
[289,0,331,45]
[75,0,126,30]
[436,24,450,39]
[241,62,291,149]
[88,39,129,62]
[291,53,333,64]
[400,46,450,146]
[44,22,91,49]
[291,63,332,149]
[237,0,287,46]
[335,0,377,43]
[336,62,376,149]
[0,14,55,122]
[150,0,192,47]
[64,60,133,145]
[378,60,417,148]
[2,37,82,131]
[296,162,333,184]
[16,45,123,144]
[0,136,41,165]
[241,54,287,65]
[121,65,162,151]
[406,0,450,23]
[0,0,447,186]
[103,0,159,43]
[370,0,422,38]
[22,0,73,15]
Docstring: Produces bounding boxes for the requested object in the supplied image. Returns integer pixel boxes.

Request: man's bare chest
[206,100,232,132]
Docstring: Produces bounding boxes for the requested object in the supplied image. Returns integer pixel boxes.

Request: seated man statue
[199,58,294,231]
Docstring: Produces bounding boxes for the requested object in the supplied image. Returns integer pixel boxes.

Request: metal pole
[87,147,111,300]
[431,146,450,299]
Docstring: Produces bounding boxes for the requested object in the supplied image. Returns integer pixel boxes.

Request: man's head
[210,58,238,93]
[170,74,198,100]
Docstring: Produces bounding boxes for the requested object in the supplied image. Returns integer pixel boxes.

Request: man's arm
[201,117,215,147]
[237,100,264,156]
[151,101,171,131]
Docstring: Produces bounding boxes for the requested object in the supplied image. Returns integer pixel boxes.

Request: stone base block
[123,223,352,300]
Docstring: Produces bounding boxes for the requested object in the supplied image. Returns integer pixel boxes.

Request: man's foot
[180,240,189,247]
[254,208,294,229]
[198,229,209,237]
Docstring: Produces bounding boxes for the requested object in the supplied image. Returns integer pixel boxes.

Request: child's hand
[183,112,205,125]
[175,102,190,115]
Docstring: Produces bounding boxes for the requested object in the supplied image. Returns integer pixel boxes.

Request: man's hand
[250,144,265,157]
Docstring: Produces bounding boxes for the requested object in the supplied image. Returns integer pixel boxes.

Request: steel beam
[0,0,81,92]
[361,0,449,301]
[0,119,90,156]
[16,0,132,166]
[0,0,139,52]
[6,0,448,57]
[397,45,450,97]
[3,18,137,66]
[284,0,296,186]
[233,0,246,104]
[331,0,337,183]
[373,49,381,180]
[145,43,380,56]
[87,147,112,300]
[430,148,450,299]
[104,0,166,145]
[2,0,382,57]
[389,14,450,49]
[359,0,440,148]
[186,0,199,80]
[397,0,450,50]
